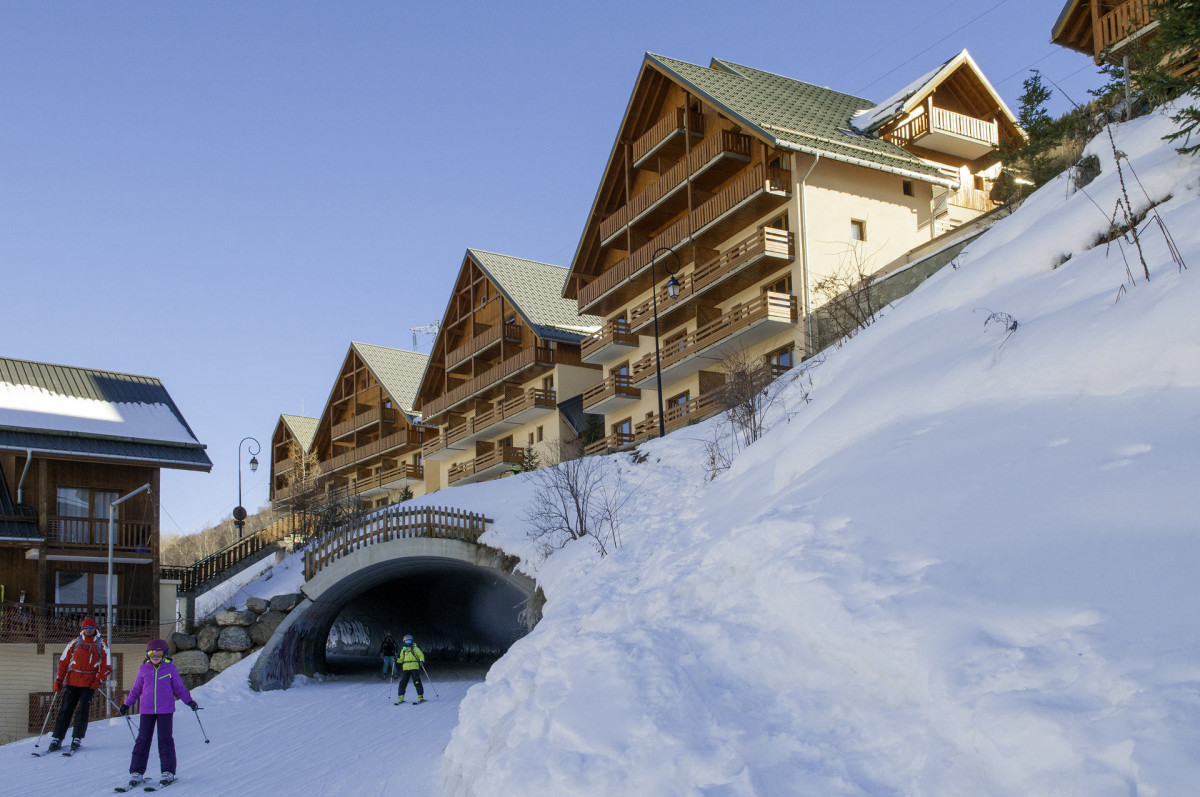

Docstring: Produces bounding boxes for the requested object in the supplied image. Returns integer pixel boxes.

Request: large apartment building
[564,51,1019,453]
[270,343,431,510]
[415,250,601,490]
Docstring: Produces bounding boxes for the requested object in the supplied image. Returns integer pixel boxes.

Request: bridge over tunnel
[250,537,537,691]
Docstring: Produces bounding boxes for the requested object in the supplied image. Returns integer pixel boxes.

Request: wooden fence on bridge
[303,505,490,581]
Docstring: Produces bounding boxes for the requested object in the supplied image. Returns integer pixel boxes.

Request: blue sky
[1,0,1105,535]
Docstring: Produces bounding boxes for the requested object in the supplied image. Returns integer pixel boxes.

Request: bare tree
[523,440,637,558]
[812,244,883,347]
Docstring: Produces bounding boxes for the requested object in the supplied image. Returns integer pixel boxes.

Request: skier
[380,631,398,679]
[394,634,425,704]
[49,616,112,753]
[119,638,199,790]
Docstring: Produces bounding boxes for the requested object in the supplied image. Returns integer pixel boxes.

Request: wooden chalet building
[1051,0,1195,74]
[0,356,211,743]
[564,51,1019,454]
[415,249,601,489]
[270,343,431,510]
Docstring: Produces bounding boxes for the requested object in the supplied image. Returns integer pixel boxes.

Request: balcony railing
[627,227,795,331]
[332,406,398,440]
[45,518,155,553]
[1099,0,1160,52]
[447,445,524,485]
[584,431,636,456]
[325,426,430,473]
[582,373,641,413]
[446,325,503,369]
[421,345,556,419]
[632,106,704,166]
[630,292,797,385]
[581,317,639,363]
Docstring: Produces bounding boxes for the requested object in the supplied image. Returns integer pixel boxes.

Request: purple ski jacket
[125,657,192,715]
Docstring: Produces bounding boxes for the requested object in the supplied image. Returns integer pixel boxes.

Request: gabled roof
[350,343,429,420]
[467,249,602,342]
[645,53,953,184]
[0,356,211,471]
[279,414,319,453]
[849,50,1019,138]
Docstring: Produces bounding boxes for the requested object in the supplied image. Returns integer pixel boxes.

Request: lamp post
[649,246,683,438]
[234,436,260,538]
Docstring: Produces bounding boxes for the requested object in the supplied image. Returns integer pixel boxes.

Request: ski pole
[99,686,136,741]
[191,707,210,744]
[420,663,440,699]
[32,690,61,752]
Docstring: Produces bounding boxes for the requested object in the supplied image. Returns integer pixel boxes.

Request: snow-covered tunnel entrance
[250,537,536,691]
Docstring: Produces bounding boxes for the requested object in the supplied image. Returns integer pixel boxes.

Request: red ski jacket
[55,634,112,690]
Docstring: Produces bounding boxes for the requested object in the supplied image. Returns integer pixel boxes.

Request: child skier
[119,638,199,790]
[394,634,425,704]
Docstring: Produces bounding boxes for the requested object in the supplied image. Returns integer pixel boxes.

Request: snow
[5,104,1200,795]
[0,382,201,445]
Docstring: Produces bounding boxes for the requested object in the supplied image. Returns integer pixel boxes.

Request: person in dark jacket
[394,634,425,704]
[49,616,112,752]
[380,632,399,679]
[119,638,198,789]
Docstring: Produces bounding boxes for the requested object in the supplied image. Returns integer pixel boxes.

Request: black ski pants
[397,669,423,699]
[53,684,95,741]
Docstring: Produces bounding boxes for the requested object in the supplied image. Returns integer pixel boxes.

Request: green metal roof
[468,249,602,341]
[280,414,320,453]
[351,343,428,419]
[646,54,952,184]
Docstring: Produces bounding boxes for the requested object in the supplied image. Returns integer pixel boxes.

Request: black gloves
[120,705,130,717]
[187,700,199,711]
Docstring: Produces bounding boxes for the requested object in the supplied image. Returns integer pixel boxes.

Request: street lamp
[649,246,683,439]
[234,436,260,538]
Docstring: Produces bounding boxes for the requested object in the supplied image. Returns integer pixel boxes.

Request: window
[664,331,687,357]
[528,432,535,446]
[54,571,118,608]
[902,180,914,197]
[763,274,793,295]
[667,391,690,410]
[57,487,119,544]
[499,435,514,449]
[536,425,544,442]
[974,175,986,191]
[850,219,866,241]
[765,214,789,231]
[614,418,632,436]
[767,344,795,374]
[542,375,554,391]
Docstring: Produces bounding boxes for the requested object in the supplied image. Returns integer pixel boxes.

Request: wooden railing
[584,431,636,456]
[930,107,998,147]
[689,129,752,172]
[447,324,502,368]
[421,346,556,418]
[448,446,524,485]
[332,406,398,440]
[632,106,703,164]
[45,517,155,552]
[303,505,491,580]
[631,292,797,382]
[161,515,304,594]
[48,603,154,630]
[692,163,791,234]
[325,426,429,472]
[1099,0,1160,51]
[627,228,794,329]
[581,317,638,361]
[947,187,998,213]
[582,373,640,411]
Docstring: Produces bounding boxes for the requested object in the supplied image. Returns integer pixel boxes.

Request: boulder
[217,626,252,652]
[270,593,304,612]
[196,625,221,654]
[209,651,244,673]
[245,597,271,615]
[172,649,210,676]
[169,632,196,651]
[248,610,287,646]
[215,609,256,627]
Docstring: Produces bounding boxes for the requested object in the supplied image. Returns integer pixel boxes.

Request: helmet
[403,635,413,644]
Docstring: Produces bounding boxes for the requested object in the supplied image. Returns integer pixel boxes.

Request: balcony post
[648,247,683,439]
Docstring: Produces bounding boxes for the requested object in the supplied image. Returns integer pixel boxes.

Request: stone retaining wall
[167,593,304,688]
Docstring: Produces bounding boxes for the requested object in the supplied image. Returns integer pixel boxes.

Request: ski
[114,776,146,792]
[143,778,175,791]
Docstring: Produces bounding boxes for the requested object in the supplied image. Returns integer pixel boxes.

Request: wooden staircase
[161,516,305,596]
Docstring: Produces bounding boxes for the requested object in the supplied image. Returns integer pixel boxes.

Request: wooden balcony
[332,406,398,440]
[582,373,641,415]
[447,325,502,369]
[45,517,155,559]
[581,317,640,365]
[423,388,556,460]
[421,345,557,419]
[628,227,795,334]
[579,216,691,316]
[584,431,636,456]
[886,105,998,160]
[447,445,524,486]
[632,106,704,167]
[351,463,424,497]
[626,390,726,444]
[1099,0,1160,53]
[325,427,429,473]
[630,292,798,388]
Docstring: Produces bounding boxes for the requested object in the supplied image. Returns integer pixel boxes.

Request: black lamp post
[234,436,260,538]
[649,246,683,438]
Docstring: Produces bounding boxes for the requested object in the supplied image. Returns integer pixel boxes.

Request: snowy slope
[4,105,1199,797]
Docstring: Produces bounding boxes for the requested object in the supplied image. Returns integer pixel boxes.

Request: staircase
[161,515,305,596]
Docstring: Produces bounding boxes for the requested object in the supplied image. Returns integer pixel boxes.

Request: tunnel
[250,537,538,690]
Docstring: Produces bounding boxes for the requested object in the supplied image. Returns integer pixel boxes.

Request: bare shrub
[812,244,883,348]
[523,440,637,558]
[702,347,797,480]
